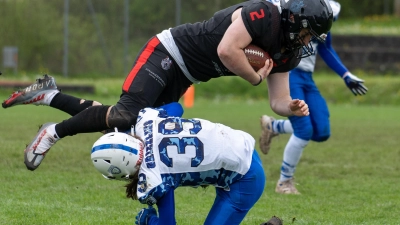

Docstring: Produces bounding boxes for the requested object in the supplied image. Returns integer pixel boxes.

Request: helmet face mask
[91,132,144,181]
[280,0,333,58]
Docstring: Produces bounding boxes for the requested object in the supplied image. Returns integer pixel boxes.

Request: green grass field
[0,95,399,225]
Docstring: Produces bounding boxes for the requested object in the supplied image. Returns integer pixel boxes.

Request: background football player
[260,0,368,194]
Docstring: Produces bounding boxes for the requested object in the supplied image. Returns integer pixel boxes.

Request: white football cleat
[275,178,300,195]
[24,123,59,171]
[259,115,279,154]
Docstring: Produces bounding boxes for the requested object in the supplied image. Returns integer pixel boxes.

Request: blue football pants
[204,150,266,225]
[288,68,330,142]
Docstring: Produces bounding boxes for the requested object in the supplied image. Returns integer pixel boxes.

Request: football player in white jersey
[91,103,266,225]
[260,0,368,194]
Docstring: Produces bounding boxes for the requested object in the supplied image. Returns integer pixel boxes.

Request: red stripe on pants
[122,37,161,92]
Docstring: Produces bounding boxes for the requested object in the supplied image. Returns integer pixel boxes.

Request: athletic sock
[272,119,293,134]
[279,134,309,182]
[50,93,98,116]
[55,105,109,138]
[42,90,60,105]
[46,123,60,139]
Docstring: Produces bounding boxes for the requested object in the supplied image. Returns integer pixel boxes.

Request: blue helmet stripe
[91,144,138,155]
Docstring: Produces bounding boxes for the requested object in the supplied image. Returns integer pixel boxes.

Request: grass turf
[0,96,399,224]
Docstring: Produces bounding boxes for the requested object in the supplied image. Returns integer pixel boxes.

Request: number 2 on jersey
[250,9,265,21]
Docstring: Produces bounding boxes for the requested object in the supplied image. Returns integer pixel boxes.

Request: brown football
[244,44,270,71]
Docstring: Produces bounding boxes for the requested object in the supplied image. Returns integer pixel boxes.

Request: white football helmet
[91,131,144,180]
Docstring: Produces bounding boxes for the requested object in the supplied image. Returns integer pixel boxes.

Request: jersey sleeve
[155,102,184,117]
[155,189,176,225]
[241,2,271,40]
[317,32,349,77]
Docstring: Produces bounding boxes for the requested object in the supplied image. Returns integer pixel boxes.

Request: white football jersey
[135,107,255,203]
[296,40,319,72]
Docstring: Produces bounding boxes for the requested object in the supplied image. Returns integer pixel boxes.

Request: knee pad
[108,105,138,130]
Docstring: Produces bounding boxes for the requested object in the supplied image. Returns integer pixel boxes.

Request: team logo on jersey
[138,173,148,193]
[161,57,172,70]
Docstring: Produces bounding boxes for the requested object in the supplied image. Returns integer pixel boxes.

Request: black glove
[343,72,368,96]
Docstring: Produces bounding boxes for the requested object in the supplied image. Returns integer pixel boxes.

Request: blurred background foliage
[0,0,399,77]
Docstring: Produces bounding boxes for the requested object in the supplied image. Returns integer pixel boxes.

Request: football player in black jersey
[3,0,333,171]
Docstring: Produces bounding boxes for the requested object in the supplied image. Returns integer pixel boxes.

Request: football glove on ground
[342,72,368,96]
[135,206,157,225]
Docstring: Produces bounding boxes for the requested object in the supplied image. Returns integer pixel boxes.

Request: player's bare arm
[266,72,309,117]
[217,8,272,86]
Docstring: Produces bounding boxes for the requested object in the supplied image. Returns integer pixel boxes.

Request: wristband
[342,71,351,79]
[253,74,263,86]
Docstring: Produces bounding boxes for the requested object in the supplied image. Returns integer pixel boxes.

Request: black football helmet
[280,0,333,58]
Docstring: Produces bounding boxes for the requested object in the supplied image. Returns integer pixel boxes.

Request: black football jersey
[170,0,300,82]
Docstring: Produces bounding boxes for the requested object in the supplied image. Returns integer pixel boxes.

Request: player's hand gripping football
[256,58,274,84]
[342,72,368,96]
[289,99,309,116]
[135,206,157,225]
[243,44,273,86]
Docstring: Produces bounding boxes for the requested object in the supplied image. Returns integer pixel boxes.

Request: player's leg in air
[6,38,191,172]
[2,74,102,116]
